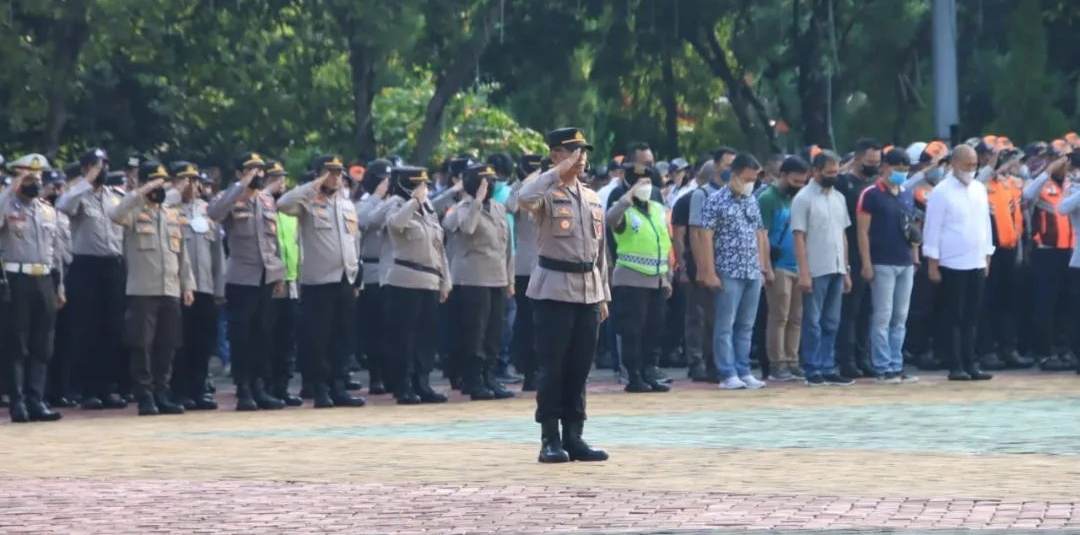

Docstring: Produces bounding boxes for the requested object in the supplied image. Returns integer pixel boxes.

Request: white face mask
[633,184,652,202]
[164,187,182,205]
[956,170,975,184]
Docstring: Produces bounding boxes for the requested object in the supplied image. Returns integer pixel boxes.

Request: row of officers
[1,127,618,463]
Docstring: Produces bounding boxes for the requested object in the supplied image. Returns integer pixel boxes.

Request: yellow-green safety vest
[613,200,670,276]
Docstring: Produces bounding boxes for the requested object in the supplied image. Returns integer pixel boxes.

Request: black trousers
[1029,248,1073,357]
[3,273,58,402]
[836,272,870,368]
[533,299,600,424]
[68,255,126,397]
[976,247,1020,356]
[47,272,76,399]
[271,296,299,391]
[300,279,355,389]
[356,284,386,386]
[383,286,438,397]
[939,267,985,372]
[225,280,276,387]
[511,276,538,377]
[173,292,218,399]
[1070,269,1080,357]
[904,262,947,358]
[612,286,665,378]
[661,280,686,365]
[125,295,182,396]
[453,285,506,388]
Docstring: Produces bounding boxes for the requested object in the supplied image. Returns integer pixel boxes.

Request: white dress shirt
[921,174,995,270]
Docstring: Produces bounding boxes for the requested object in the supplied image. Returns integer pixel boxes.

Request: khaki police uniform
[355,192,394,392]
[507,174,542,388]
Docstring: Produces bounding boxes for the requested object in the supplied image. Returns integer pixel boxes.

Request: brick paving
[1,370,1078,533]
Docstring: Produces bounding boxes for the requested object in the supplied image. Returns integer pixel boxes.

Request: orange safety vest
[986,176,1023,249]
[1032,179,1074,249]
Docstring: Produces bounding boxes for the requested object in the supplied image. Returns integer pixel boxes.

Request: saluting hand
[239,167,259,187]
[412,182,429,204]
[473,178,488,201]
[374,177,390,199]
[138,178,165,194]
[554,149,581,181]
[85,161,104,185]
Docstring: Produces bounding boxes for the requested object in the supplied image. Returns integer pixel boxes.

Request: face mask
[491,181,510,203]
[819,174,839,188]
[633,184,652,202]
[862,165,879,178]
[272,191,283,201]
[720,169,732,183]
[19,183,40,199]
[889,171,906,186]
[45,193,59,204]
[248,173,265,190]
[320,185,339,197]
[146,187,166,204]
[926,167,944,185]
[164,188,181,205]
[956,170,975,184]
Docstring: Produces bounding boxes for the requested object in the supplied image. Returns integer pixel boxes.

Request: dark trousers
[661,280,686,365]
[125,295,182,396]
[300,279,355,390]
[272,297,299,391]
[836,272,870,369]
[47,278,76,400]
[684,282,718,376]
[173,292,218,400]
[1070,269,1080,357]
[533,299,600,424]
[225,280,276,387]
[511,276,538,377]
[1029,248,1073,357]
[976,247,1020,356]
[613,286,665,378]
[384,286,438,397]
[3,273,57,402]
[68,255,126,397]
[939,267,985,372]
[356,284,386,386]
[904,262,946,358]
[453,285,506,388]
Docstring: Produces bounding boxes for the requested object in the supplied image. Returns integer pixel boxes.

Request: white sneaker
[740,374,766,389]
[718,376,748,390]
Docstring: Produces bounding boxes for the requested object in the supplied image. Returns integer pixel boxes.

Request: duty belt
[3,262,51,276]
[394,258,441,278]
[538,256,594,273]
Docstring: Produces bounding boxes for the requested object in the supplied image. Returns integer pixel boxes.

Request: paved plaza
[1,370,1079,533]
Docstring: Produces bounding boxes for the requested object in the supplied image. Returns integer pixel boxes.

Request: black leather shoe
[332,391,367,407]
[9,401,30,423]
[192,396,218,410]
[947,369,972,381]
[80,396,104,410]
[643,366,672,385]
[277,390,303,407]
[235,384,258,411]
[47,396,76,408]
[368,381,388,395]
[522,373,537,392]
[155,392,185,415]
[345,380,363,391]
[395,392,422,405]
[1040,355,1074,372]
[419,389,448,403]
[688,362,708,381]
[561,420,608,462]
[138,396,160,416]
[485,371,515,399]
[101,393,128,409]
[856,357,876,378]
[965,367,993,381]
[839,365,863,379]
[28,400,63,422]
[1002,350,1034,369]
[468,385,496,400]
[646,380,671,393]
[313,385,335,409]
[624,376,652,393]
[495,369,523,384]
[538,420,570,463]
[176,397,197,410]
[979,353,1006,370]
[254,389,285,410]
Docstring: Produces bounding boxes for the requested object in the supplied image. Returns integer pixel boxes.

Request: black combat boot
[9,361,30,422]
[624,369,652,393]
[484,368,515,400]
[274,381,303,407]
[521,372,537,392]
[235,381,258,411]
[415,373,448,404]
[465,363,495,401]
[155,391,185,415]
[561,420,608,462]
[137,392,160,416]
[331,380,367,407]
[313,383,335,409]
[192,394,218,410]
[252,379,285,410]
[101,392,129,409]
[537,420,570,463]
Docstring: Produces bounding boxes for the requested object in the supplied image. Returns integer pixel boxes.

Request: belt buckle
[29,264,45,276]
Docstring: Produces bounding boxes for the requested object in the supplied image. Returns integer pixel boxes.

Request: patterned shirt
[701,185,764,280]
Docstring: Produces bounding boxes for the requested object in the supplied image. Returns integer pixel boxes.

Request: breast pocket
[263,212,279,236]
[313,207,333,230]
[590,205,604,239]
[343,211,359,236]
[136,222,158,251]
[551,201,574,237]
[231,209,254,235]
[167,224,182,253]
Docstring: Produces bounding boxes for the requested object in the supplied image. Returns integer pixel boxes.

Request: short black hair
[730,153,761,173]
[882,148,910,167]
[779,155,810,174]
[812,150,841,170]
[627,141,651,155]
[713,146,737,162]
[853,137,882,155]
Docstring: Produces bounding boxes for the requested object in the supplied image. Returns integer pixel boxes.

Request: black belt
[539,256,594,274]
[394,259,441,278]
[361,257,380,263]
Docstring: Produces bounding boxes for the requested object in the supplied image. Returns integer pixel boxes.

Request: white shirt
[921,174,995,270]
[597,177,621,208]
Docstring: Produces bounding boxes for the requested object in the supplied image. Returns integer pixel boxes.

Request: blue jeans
[870,264,915,374]
[712,277,762,380]
[801,273,844,377]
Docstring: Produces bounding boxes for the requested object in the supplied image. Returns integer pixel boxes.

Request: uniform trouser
[939,267,985,372]
[356,284,386,386]
[173,292,219,400]
[764,269,803,371]
[300,278,355,390]
[976,247,1020,357]
[1029,248,1073,357]
[612,286,665,380]
[453,286,506,389]
[836,270,870,370]
[384,286,438,397]
[511,276,538,378]
[533,299,600,423]
[68,255,126,397]
[125,295,182,396]
[225,280,276,387]
[271,296,298,391]
[3,273,57,402]
[683,282,718,376]
[47,283,76,399]
[662,280,687,365]
[904,262,947,359]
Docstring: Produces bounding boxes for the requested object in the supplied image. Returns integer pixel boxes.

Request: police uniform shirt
[55,179,125,257]
[356,193,394,285]
[383,196,452,294]
[605,195,672,290]
[443,197,513,288]
[180,198,225,297]
[207,182,286,286]
[55,210,73,266]
[517,168,611,304]
[0,188,65,292]
[276,181,361,285]
[507,176,541,277]
[108,192,196,297]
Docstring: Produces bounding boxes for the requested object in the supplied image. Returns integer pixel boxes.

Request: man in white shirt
[921,145,995,381]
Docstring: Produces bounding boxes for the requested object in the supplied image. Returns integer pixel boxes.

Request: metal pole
[932,0,959,142]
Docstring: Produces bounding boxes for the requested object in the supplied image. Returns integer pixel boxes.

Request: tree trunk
[43,1,90,157]
[660,39,680,156]
[347,41,379,161]
[411,0,500,165]
[795,0,832,148]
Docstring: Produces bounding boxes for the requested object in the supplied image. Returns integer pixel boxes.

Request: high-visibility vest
[1033,179,1074,249]
[986,176,1023,249]
[613,200,671,276]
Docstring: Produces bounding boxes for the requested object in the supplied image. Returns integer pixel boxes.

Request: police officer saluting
[208,152,287,411]
[518,128,610,463]
[1,154,66,422]
[444,164,515,401]
[277,155,366,408]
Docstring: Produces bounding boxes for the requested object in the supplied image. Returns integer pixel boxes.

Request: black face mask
[271,191,283,201]
[1052,173,1065,184]
[249,174,265,190]
[819,175,839,188]
[146,187,166,204]
[861,165,879,178]
[19,183,40,199]
[320,185,339,197]
[45,193,59,205]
